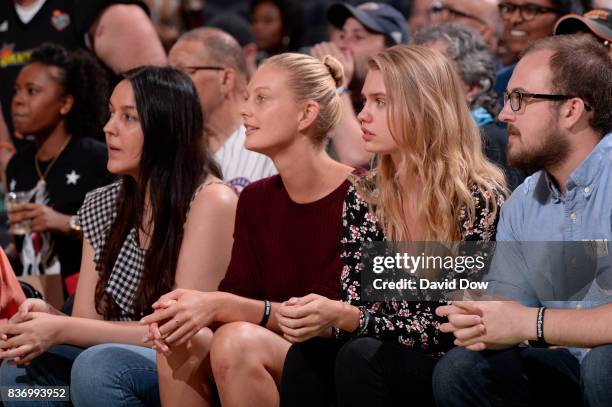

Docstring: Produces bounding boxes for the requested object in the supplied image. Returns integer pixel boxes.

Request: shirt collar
[541,134,611,200]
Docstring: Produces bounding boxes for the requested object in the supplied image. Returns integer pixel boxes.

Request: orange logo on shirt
[0,43,32,68]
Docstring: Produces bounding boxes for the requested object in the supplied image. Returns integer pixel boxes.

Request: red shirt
[219,175,350,302]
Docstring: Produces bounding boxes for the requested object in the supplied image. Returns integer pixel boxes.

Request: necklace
[34,135,72,188]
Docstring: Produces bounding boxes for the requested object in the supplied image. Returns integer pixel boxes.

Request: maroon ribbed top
[218,174,349,302]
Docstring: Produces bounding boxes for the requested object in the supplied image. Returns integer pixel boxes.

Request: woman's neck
[35,122,71,161]
[271,138,353,204]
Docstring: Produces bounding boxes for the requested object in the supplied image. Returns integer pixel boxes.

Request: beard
[506,123,571,173]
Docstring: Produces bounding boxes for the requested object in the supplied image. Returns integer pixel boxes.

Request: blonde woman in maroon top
[141,53,355,406]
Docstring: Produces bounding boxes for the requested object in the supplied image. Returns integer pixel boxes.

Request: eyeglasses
[504,90,592,112]
[180,66,225,75]
[498,2,563,21]
[430,4,487,25]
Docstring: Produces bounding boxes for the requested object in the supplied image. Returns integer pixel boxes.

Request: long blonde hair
[368,45,507,241]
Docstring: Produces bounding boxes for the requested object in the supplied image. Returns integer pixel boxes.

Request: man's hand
[436,301,537,351]
[311,42,354,87]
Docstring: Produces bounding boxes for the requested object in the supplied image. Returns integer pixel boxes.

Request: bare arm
[89,4,167,74]
[310,42,371,167]
[174,182,238,292]
[543,304,612,348]
[68,236,151,346]
[328,93,372,167]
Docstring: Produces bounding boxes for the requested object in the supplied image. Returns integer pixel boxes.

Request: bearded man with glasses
[433,34,612,407]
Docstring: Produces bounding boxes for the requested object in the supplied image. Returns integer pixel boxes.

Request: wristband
[259,300,271,327]
[529,306,548,348]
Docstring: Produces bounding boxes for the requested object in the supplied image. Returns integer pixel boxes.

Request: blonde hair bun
[322,55,345,88]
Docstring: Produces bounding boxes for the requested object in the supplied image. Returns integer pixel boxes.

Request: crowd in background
[0,0,611,406]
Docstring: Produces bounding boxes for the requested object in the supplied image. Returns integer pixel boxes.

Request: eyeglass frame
[503,89,593,112]
[429,4,488,26]
[181,66,225,75]
[498,2,564,21]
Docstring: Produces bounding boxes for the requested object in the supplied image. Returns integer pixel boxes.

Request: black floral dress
[337,177,505,357]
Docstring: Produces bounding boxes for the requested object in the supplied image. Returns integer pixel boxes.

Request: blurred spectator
[554,8,612,56]
[249,0,305,62]
[408,0,434,34]
[312,2,409,167]
[169,28,276,194]
[7,44,112,295]
[0,0,166,172]
[208,12,259,78]
[414,23,526,190]
[593,0,612,8]
[430,0,503,54]
[144,0,205,51]
[494,0,586,105]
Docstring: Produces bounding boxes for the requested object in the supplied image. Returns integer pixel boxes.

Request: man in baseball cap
[554,8,612,55]
[327,2,409,46]
[310,2,409,167]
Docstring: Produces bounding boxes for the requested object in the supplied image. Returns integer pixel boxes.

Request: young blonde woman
[277,45,507,406]
[140,53,356,406]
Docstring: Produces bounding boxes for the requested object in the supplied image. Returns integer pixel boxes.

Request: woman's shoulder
[188,176,238,218]
[191,175,238,206]
[342,171,383,242]
[467,183,506,211]
[78,181,121,250]
[79,181,121,219]
[345,170,378,207]
[461,183,506,241]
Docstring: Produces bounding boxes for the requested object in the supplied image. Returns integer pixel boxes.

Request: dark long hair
[95,66,221,320]
[28,43,108,139]
[250,0,304,52]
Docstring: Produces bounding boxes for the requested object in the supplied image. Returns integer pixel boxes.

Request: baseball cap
[554,8,612,43]
[328,2,409,45]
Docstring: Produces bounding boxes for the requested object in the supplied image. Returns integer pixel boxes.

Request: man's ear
[297,100,321,133]
[560,97,590,130]
[220,68,237,96]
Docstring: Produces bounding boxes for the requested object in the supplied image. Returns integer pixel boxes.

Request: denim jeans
[433,344,612,407]
[0,343,160,407]
[0,344,82,407]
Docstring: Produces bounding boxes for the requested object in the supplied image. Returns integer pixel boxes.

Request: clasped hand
[277,294,340,343]
[140,289,218,355]
[0,299,60,365]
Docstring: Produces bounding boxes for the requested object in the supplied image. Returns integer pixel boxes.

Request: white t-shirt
[214,125,277,194]
[15,0,47,23]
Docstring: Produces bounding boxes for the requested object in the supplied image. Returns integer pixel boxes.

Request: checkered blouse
[78,182,143,321]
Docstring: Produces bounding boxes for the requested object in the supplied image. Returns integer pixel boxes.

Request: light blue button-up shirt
[485,134,612,360]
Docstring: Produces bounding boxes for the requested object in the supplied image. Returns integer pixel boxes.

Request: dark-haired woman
[0,66,237,407]
[6,43,112,295]
[250,0,305,64]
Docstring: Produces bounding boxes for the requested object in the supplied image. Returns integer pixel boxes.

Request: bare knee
[210,322,263,381]
[158,327,214,375]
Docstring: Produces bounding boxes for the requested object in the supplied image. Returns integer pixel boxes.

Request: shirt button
[584,186,590,193]
[570,212,577,221]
